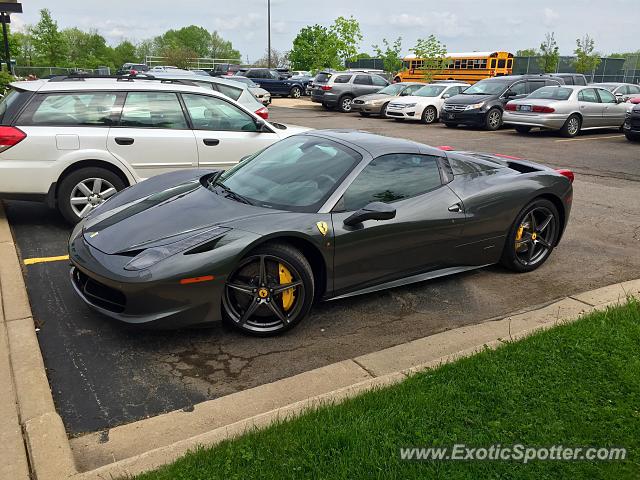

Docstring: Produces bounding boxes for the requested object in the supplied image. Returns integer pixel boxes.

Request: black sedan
[69,131,573,336]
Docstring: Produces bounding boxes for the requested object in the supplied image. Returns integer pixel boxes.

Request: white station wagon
[0,76,307,223]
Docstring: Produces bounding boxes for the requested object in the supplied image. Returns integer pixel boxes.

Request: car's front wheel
[223,243,314,336]
[485,108,502,131]
[500,198,560,273]
[58,167,126,224]
[289,86,302,98]
[421,106,437,124]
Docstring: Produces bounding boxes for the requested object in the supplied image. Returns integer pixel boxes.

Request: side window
[575,76,587,86]
[628,85,640,94]
[182,94,258,132]
[578,89,599,103]
[403,84,421,95]
[120,92,187,129]
[214,84,242,101]
[527,80,546,94]
[562,76,574,85]
[340,154,442,211]
[506,59,513,68]
[497,59,506,69]
[597,89,617,104]
[371,75,387,87]
[354,75,372,85]
[509,82,527,96]
[334,75,352,84]
[618,86,629,95]
[19,92,120,126]
[490,59,497,68]
[193,81,216,91]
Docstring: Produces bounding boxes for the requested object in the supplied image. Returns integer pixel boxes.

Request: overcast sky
[12,0,638,62]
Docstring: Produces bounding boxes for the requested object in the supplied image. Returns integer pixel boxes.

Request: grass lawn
[136,300,640,480]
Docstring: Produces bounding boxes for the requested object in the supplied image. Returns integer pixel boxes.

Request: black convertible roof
[300,129,445,157]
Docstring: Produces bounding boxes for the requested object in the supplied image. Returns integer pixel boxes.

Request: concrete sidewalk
[2,201,639,480]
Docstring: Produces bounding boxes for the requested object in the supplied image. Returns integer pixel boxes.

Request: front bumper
[503,112,568,130]
[623,116,640,135]
[385,107,418,120]
[351,102,384,114]
[441,109,487,126]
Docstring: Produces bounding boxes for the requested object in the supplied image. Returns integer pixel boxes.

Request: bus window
[491,59,497,68]
[507,59,513,68]
[455,60,461,69]
[497,59,506,68]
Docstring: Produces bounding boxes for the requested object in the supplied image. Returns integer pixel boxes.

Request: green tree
[330,16,362,64]
[516,48,539,57]
[157,25,211,58]
[209,31,241,60]
[62,28,110,68]
[354,52,371,60]
[538,32,559,73]
[111,40,138,69]
[11,30,36,67]
[30,9,67,66]
[372,37,403,73]
[161,46,197,69]
[410,35,447,81]
[289,24,340,71]
[573,34,601,74]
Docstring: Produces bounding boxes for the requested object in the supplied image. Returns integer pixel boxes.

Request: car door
[501,81,527,107]
[181,93,280,170]
[577,88,604,127]
[330,153,465,294]
[107,91,198,179]
[352,75,376,97]
[596,88,626,127]
[526,80,547,95]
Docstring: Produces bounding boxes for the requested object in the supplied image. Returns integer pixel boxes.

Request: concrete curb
[2,202,639,479]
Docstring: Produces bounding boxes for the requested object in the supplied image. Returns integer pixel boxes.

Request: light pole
[267,0,271,68]
[0,1,22,75]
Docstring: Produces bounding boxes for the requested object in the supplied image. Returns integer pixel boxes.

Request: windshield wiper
[215,183,254,205]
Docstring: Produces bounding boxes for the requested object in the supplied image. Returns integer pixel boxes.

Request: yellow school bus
[395,51,514,84]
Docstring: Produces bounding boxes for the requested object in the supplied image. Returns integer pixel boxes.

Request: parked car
[548,73,588,86]
[290,74,314,96]
[150,72,269,118]
[0,77,307,223]
[442,75,564,130]
[211,63,243,77]
[503,85,627,137]
[623,98,640,142]
[226,75,271,105]
[236,68,307,98]
[311,71,389,112]
[149,66,182,72]
[385,82,469,123]
[116,63,149,75]
[68,131,573,334]
[590,82,640,102]
[351,82,425,117]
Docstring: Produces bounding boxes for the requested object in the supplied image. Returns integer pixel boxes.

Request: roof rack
[47,72,199,87]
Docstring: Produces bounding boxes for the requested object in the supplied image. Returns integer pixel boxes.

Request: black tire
[338,95,354,113]
[289,86,302,98]
[625,132,640,142]
[57,167,126,225]
[222,242,315,336]
[421,106,437,124]
[359,112,370,117]
[559,114,581,138]
[485,108,503,131]
[500,198,560,273]
[444,122,458,128]
[515,125,532,134]
[380,102,390,117]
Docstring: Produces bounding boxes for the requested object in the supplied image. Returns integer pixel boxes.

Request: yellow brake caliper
[278,263,295,311]
[515,224,525,251]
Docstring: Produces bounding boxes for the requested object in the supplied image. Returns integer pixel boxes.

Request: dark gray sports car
[69,130,573,335]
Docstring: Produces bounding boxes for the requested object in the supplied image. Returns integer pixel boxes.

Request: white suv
[0,76,307,223]
[385,82,469,124]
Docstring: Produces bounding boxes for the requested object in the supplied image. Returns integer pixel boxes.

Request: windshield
[219,136,362,212]
[414,85,446,97]
[378,84,407,95]
[229,76,257,87]
[463,80,509,95]
[527,86,573,100]
[594,84,617,92]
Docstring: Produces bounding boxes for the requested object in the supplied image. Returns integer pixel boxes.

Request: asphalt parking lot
[5,98,640,436]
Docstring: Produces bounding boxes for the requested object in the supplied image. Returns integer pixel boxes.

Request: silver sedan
[503,85,628,137]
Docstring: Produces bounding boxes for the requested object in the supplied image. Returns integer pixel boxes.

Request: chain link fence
[513,56,639,84]
[12,66,111,78]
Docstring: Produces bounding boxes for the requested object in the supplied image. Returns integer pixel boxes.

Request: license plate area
[518,105,532,112]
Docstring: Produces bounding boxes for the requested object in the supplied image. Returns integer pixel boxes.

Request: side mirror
[343,202,396,227]
[615,95,626,104]
[442,93,451,99]
[254,119,270,132]
[505,90,518,98]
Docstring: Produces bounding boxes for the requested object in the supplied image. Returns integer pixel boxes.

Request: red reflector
[320,85,332,91]
[532,105,555,113]
[494,153,523,160]
[437,145,454,151]
[505,103,516,111]
[255,107,269,120]
[0,126,26,152]
[555,169,574,183]
[180,275,215,285]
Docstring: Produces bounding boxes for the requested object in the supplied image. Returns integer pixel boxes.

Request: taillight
[532,105,555,113]
[437,146,454,151]
[0,126,26,153]
[320,85,332,91]
[255,107,269,120]
[130,69,137,75]
[505,103,516,111]
[555,168,574,183]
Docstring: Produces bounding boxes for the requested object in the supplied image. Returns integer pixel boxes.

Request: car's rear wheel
[58,167,125,224]
[500,199,560,273]
[625,132,640,142]
[338,95,354,113]
[223,243,314,336]
[289,86,302,98]
[421,106,437,124]
[485,108,502,131]
[560,114,581,137]
[515,125,532,133]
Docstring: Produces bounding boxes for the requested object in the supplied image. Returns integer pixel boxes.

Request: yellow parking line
[23,255,70,266]
[555,135,624,143]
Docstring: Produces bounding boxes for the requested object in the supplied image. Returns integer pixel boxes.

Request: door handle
[114,137,134,146]
[448,203,463,213]
[203,138,220,146]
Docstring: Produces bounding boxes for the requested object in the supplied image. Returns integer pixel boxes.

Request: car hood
[389,95,436,105]
[355,93,391,102]
[445,94,498,105]
[81,172,280,255]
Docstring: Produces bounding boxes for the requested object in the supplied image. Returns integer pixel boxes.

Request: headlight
[123,226,230,271]
[402,103,417,109]
[465,102,485,110]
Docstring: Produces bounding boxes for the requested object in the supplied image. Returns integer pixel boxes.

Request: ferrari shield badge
[316,221,329,236]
